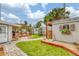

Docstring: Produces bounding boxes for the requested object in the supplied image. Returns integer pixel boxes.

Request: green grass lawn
[16,40,75,56]
[31,34,43,38]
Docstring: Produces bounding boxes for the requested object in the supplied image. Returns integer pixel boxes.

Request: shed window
[70,24,75,31]
[59,25,69,30]
[59,24,75,31]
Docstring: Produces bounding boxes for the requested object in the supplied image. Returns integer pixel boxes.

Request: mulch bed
[0,45,5,56]
[41,40,79,56]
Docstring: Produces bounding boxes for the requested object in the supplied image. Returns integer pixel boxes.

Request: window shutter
[66,25,69,29]
[70,24,75,31]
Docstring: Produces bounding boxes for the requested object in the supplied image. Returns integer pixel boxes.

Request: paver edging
[41,40,79,56]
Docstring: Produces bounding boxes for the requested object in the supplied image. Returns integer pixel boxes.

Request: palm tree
[35,21,43,35]
[44,8,70,24]
[44,12,53,24]
[36,21,43,28]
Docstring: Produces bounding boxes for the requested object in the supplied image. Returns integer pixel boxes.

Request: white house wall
[53,22,79,43]
[7,25,12,42]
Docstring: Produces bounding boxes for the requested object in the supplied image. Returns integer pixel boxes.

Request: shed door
[0,25,7,43]
[46,26,52,39]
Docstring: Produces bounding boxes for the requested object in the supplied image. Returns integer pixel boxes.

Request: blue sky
[1,2,79,25]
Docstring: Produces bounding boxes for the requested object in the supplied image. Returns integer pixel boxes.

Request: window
[59,24,75,31]
[59,25,69,30]
[70,24,75,31]
[0,26,6,33]
[59,25,70,35]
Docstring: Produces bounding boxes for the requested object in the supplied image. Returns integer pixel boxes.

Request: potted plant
[60,29,71,35]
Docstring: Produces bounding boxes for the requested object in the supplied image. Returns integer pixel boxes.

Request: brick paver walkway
[3,37,44,56]
[4,42,27,56]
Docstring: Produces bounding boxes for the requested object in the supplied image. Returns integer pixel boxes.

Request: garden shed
[52,17,79,43]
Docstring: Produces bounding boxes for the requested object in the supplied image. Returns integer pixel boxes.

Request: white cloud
[23,4,45,20]
[0,0,23,6]
[24,4,32,13]
[22,3,38,13]
[34,10,45,19]
[1,11,7,17]
[27,10,45,19]
[41,3,48,10]
[7,13,21,23]
[1,17,5,21]
[1,12,20,20]
[75,10,79,17]
[1,1,46,20]
[0,0,38,7]
[8,13,19,19]
[27,3,38,6]
[66,7,75,13]
[66,7,79,18]
[1,1,47,23]
[27,13,34,19]
[1,11,21,23]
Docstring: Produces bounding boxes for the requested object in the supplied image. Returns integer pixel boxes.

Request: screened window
[59,24,75,31]
[70,24,75,31]
[59,25,69,30]
[0,26,6,33]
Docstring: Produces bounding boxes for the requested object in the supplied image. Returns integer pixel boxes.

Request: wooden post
[46,22,48,38]
[46,21,52,39]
